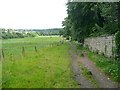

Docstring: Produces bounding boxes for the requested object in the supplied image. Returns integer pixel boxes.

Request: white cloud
[0,0,67,29]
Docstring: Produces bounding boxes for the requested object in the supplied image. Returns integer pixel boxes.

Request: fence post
[22,47,25,56]
[35,46,37,52]
[2,49,4,60]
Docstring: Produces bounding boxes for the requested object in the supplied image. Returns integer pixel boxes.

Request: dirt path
[69,42,119,88]
[69,48,92,88]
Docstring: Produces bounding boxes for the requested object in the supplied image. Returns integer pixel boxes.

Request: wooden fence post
[22,47,25,56]
[2,49,4,59]
[35,46,37,52]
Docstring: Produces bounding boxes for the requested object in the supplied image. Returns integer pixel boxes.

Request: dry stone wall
[84,35,115,58]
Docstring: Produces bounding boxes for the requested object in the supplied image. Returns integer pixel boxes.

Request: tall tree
[62,2,118,44]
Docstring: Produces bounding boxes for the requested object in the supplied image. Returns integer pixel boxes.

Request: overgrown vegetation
[115,31,120,82]
[115,31,120,61]
[62,2,118,44]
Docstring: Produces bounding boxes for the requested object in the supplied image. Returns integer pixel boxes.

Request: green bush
[115,31,120,60]
[115,31,120,82]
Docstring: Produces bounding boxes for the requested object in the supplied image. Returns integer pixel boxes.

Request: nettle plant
[115,31,120,61]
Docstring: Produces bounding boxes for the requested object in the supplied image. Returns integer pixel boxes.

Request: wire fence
[2,41,64,60]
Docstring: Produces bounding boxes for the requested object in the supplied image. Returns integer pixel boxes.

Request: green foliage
[16,33,24,38]
[26,33,36,37]
[62,2,118,43]
[77,45,120,82]
[34,28,61,36]
[115,31,120,82]
[1,28,61,39]
[88,52,120,82]
[88,51,120,82]
[2,32,36,39]
[115,31,120,60]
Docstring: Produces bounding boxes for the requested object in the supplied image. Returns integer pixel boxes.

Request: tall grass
[2,37,79,88]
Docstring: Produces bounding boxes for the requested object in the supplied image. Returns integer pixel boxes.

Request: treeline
[62,2,119,44]
[1,29,36,39]
[1,28,61,39]
[34,28,61,36]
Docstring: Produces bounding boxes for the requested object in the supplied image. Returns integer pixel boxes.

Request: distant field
[2,36,79,88]
[2,36,62,58]
[35,35,60,38]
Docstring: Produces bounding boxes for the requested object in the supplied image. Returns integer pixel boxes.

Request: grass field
[2,36,79,88]
[2,36,61,57]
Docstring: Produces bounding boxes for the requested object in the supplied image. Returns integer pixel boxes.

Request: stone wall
[84,35,115,58]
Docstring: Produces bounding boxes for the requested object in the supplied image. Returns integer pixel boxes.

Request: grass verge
[76,43,120,83]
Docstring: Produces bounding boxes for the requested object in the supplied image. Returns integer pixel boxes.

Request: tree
[62,2,118,44]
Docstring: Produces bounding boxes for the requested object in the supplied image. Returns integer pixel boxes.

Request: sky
[0,0,68,29]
